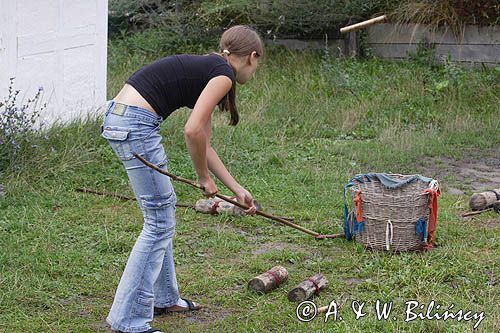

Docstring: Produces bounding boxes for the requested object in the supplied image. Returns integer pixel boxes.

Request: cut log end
[287,288,307,302]
[248,279,266,293]
[287,273,328,302]
[469,190,500,211]
[248,266,288,294]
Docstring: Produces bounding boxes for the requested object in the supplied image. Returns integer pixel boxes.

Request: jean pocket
[131,290,154,318]
[140,192,177,234]
[101,126,142,161]
[122,116,160,141]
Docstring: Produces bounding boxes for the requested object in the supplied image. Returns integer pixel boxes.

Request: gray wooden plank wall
[266,38,346,56]
[367,23,500,65]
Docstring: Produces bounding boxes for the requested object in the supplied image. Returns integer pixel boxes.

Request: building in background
[0,0,108,124]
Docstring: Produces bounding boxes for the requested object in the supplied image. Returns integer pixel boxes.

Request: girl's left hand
[234,187,257,215]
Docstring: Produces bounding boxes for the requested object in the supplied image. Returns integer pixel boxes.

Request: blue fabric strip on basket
[352,220,365,234]
[343,173,434,241]
[343,181,355,241]
[415,217,427,241]
[343,199,352,240]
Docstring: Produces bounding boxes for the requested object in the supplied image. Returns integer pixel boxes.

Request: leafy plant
[0,78,48,170]
[407,39,439,68]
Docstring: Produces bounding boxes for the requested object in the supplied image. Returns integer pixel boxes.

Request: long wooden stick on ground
[461,208,493,217]
[76,187,135,201]
[77,187,294,216]
[133,153,343,240]
[75,187,193,208]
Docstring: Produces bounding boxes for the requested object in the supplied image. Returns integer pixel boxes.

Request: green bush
[108,1,402,40]
[198,0,401,37]
[109,0,499,45]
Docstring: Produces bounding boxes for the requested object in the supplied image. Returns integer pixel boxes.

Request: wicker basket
[344,174,439,252]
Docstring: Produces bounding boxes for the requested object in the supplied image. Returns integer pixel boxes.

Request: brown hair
[218,25,264,126]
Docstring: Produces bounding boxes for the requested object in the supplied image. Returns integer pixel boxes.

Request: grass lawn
[0,43,499,332]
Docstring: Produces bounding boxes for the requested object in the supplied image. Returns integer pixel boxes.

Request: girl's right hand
[234,187,257,215]
[200,177,218,197]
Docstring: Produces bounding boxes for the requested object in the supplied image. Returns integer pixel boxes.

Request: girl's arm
[206,144,241,193]
[204,121,256,214]
[206,146,257,215]
[184,75,256,214]
[202,116,238,192]
[201,94,257,215]
[184,76,232,196]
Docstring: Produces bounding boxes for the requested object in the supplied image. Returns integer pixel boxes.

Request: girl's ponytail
[227,82,238,126]
[218,76,238,126]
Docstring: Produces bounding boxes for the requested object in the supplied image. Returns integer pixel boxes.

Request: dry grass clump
[390,0,499,37]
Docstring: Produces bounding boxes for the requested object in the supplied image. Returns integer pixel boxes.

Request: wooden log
[194,197,262,216]
[469,189,500,211]
[248,266,288,293]
[287,273,328,302]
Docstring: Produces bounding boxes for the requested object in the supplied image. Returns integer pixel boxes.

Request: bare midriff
[113,83,158,115]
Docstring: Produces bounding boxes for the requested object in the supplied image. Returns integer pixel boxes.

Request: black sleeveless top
[126,54,235,119]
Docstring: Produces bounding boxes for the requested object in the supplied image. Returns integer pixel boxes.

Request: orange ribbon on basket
[423,187,441,250]
[354,190,363,223]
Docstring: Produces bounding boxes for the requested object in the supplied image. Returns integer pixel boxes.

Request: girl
[101,25,264,333]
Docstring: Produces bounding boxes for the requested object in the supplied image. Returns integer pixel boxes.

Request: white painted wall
[0,0,108,125]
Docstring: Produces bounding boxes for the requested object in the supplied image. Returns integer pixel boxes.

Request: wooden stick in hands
[132,153,344,240]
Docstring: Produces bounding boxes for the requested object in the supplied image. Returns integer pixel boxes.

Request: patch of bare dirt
[485,269,497,287]
[415,148,500,194]
[250,241,309,255]
[343,277,370,287]
[481,218,500,229]
[58,294,113,332]
[92,320,111,332]
[155,306,230,325]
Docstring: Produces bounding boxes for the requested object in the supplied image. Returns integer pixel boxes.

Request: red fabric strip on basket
[423,188,440,250]
[354,190,363,222]
[307,278,321,295]
[210,200,220,215]
[267,270,282,286]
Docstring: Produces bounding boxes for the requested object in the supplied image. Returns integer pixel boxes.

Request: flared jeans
[101,101,181,332]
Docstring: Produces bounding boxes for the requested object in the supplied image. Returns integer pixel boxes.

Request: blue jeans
[101,101,180,332]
